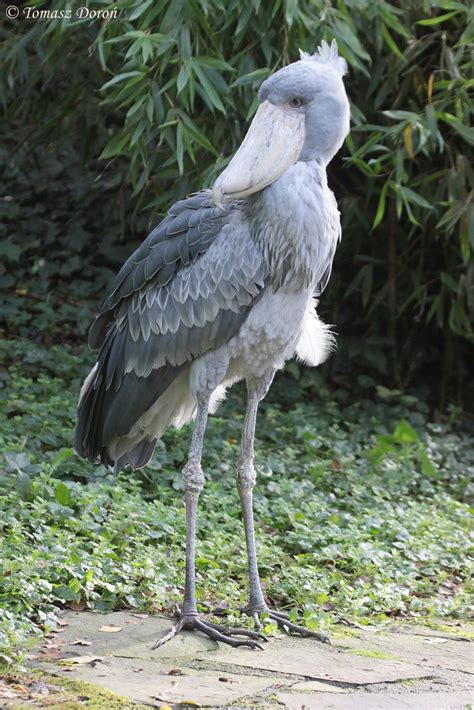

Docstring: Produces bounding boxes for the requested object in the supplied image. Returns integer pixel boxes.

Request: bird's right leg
[153,392,265,650]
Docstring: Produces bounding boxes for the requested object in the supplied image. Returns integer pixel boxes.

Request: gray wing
[75,191,267,465]
[313,188,341,297]
[314,244,336,297]
[89,191,229,349]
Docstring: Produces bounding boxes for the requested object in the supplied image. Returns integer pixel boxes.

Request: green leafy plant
[0,341,472,662]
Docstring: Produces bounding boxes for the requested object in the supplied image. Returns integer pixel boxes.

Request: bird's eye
[289,97,304,108]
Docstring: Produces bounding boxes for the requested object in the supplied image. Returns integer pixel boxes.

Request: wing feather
[76,190,267,465]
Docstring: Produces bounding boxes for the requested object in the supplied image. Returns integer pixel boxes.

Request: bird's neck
[245,160,339,292]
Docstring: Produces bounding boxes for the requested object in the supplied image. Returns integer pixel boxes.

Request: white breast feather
[295,299,336,367]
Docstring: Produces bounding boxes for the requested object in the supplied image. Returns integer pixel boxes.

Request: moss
[45,676,143,708]
[348,649,399,661]
[0,666,147,709]
[418,621,474,641]
[330,626,362,639]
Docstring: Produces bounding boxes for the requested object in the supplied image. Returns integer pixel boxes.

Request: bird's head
[213,40,350,206]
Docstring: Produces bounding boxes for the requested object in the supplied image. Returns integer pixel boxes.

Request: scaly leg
[154,393,265,650]
[237,371,330,645]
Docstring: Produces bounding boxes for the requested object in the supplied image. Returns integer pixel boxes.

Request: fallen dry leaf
[99,624,122,633]
[29,680,50,696]
[424,637,449,644]
[151,682,179,702]
[0,686,17,699]
[68,599,87,611]
[165,668,182,676]
[68,639,92,646]
[131,613,149,619]
[64,655,104,665]
[33,637,65,661]
[132,666,144,673]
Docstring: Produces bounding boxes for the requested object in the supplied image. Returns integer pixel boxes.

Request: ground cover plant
[0,337,472,664]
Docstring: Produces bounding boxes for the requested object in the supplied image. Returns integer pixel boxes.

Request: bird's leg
[237,371,330,645]
[154,393,265,651]
[236,373,274,617]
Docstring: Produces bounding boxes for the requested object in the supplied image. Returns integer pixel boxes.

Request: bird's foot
[153,607,267,650]
[246,606,331,645]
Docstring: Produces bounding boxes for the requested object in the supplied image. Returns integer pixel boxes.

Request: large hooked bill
[212,100,305,207]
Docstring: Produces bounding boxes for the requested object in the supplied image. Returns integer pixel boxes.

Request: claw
[252,611,263,631]
[152,619,184,649]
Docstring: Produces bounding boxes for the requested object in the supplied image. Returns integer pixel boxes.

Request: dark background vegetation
[0,0,473,665]
[1,0,473,409]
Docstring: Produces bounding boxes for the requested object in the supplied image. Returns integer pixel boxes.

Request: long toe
[153,618,185,649]
[268,611,331,645]
[205,620,268,642]
[152,614,266,650]
[194,619,264,649]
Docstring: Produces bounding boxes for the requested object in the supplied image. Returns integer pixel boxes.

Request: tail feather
[74,336,185,468]
[113,437,157,474]
[107,368,197,466]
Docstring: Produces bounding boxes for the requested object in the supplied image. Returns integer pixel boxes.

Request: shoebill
[75,40,350,649]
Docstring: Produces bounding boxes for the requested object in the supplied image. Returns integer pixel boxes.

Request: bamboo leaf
[372,181,389,229]
[176,122,184,174]
[404,124,414,159]
[177,63,190,94]
[100,71,143,91]
[382,26,406,62]
[417,11,461,25]
[231,68,271,88]
[100,131,130,159]
[127,0,153,21]
[440,116,474,146]
[192,61,225,113]
[427,73,434,102]
[403,187,433,210]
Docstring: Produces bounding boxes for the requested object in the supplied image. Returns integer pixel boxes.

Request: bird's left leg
[237,370,330,644]
[154,392,265,650]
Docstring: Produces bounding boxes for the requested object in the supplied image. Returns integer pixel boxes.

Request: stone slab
[336,629,473,676]
[29,611,474,708]
[51,656,277,706]
[290,680,349,693]
[197,636,433,685]
[54,610,218,660]
[276,690,474,710]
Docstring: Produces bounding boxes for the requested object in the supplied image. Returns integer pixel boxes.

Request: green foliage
[1,340,472,662]
[2,0,473,399]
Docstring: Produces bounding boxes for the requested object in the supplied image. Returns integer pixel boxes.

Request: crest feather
[299,39,347,76]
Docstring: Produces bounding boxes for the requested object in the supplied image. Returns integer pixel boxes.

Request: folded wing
[75,191,267,466]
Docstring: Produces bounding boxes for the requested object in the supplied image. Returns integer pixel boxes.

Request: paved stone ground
[29,611,473,708]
